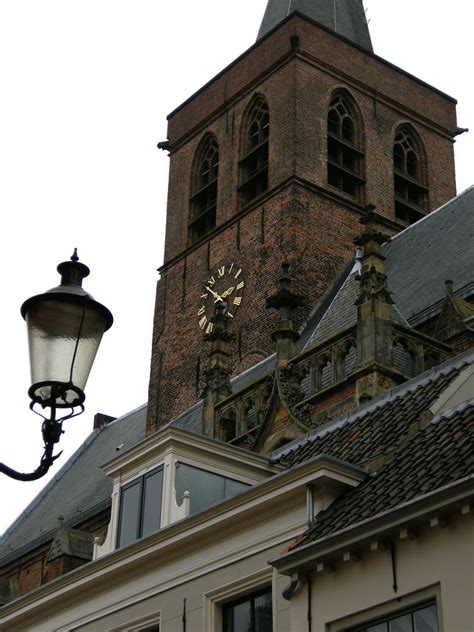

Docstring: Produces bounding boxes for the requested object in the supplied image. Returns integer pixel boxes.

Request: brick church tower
[146,0,458,433]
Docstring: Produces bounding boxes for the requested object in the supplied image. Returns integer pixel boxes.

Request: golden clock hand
[206,286,223,301]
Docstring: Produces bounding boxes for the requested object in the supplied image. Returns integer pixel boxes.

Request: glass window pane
[175,463,251,516]
[141,468,164,538]
[175,463,225,514]
[117,481,141,548]
[414,605,438,632]
[254,591,272,632]
[390,614,413,632]
[233,600,251,632]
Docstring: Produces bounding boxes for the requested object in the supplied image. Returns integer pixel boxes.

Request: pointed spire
[257,0,373,52]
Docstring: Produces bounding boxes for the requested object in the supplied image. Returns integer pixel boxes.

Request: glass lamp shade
[21,254,113,409]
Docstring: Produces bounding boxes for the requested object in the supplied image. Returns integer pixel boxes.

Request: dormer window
[239,96,270,206]
[189,134,219,243]
[115,462,250,550]
[327,92,365,198]
[393,126,428,224]
[175,463,250,516]
[116,466,164,548]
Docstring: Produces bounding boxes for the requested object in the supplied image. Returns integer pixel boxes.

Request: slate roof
[0,405,146,565]
[257,0,373,52]
[303,187,474,347]
[304,268,407,348]
[294,398,474,544]
[386,186,474,327]
[1,190,473,567]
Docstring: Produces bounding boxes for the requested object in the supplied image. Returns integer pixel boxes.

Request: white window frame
[203,568,273,632]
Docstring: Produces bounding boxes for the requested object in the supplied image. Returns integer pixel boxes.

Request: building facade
[1,2,473,631]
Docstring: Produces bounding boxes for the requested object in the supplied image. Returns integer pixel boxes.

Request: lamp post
[0,250,113,481]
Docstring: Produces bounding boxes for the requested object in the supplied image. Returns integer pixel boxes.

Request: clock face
[197,263,245,333]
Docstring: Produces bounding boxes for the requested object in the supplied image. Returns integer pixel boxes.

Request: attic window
[393,127,428,225]
[189,134,219,243]
[239,96,270,206]
[327,93,365,198]
[116,466,164,548]
[175,462,250,515]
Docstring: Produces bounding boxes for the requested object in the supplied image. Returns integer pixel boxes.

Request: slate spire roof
[257,0,373,52]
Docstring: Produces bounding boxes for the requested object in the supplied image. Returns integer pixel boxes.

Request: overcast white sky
[0,1,472,534]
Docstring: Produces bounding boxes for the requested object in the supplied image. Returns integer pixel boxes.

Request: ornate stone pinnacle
[266,262,305,313]
[355,265,394,306]
[355,204,391,247]
[204,301,235,343]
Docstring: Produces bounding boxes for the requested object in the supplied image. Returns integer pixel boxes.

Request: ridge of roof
[429,397,474,426]
[299,257,355,349]
[270,347,474,463]
[299,401,474,542]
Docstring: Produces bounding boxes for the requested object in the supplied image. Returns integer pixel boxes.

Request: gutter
[270,475,474,574]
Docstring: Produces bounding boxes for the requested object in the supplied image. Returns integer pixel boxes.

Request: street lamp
[0,250,113,481]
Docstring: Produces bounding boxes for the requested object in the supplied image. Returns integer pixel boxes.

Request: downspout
[307,578,313,632]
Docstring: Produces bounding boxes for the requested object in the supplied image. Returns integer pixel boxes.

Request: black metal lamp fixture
[0,250,113,481]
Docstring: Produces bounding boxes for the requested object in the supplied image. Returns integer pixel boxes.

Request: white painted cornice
[0,453,366,626]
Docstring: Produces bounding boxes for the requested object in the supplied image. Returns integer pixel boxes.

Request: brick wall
[1,509,110,597]
[146,13,458,433]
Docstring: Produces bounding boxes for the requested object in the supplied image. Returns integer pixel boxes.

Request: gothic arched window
[189,134,219,243]
[327,92,365,198]
[239,96,269,206]
[393,126,428,224]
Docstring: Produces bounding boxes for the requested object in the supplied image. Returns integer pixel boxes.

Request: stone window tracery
[239,96,269,206]
[189,134,219,243]
[327,92,365,198]
[393,126,428,224]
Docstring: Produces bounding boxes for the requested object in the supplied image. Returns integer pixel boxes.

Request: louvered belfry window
[189,135,219,243]
[239,96,269,206]
[327,93,365,198]
[393,127,428,224]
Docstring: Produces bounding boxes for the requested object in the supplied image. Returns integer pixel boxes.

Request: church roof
[304,186,474,346]
[1,189,473,566]
[386,186,474,327]
[0,405,146,565]
[257,0,373,52]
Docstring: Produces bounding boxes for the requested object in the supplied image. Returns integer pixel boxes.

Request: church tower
[147,1,458,433]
